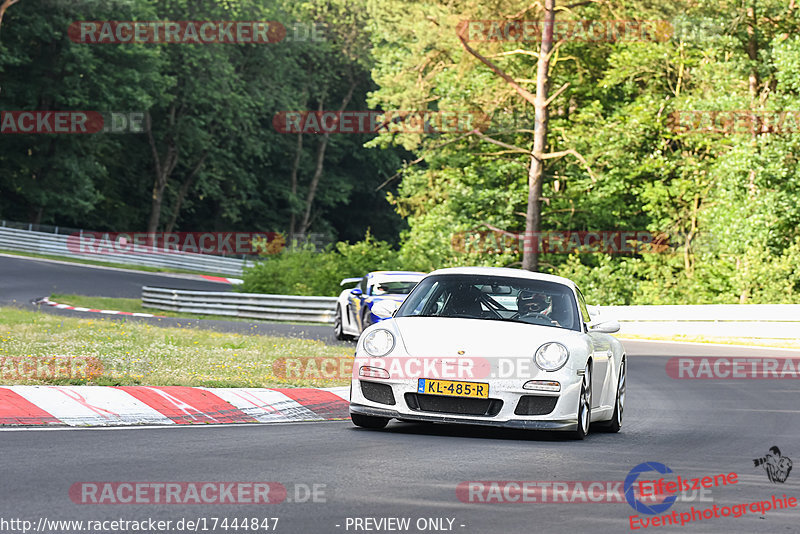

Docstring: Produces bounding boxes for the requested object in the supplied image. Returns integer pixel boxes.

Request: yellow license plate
[417,379,489,398]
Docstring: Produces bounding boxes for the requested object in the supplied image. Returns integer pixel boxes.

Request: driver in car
[372,284,389,295]
[516,290,560,326]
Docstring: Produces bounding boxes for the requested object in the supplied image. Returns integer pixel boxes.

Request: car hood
[393,317,584,358]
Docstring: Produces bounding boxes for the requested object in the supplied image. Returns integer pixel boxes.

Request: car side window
[576,288,591,323]
[359,277,368,294]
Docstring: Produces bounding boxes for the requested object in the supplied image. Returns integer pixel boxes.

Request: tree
[0,0,20,36]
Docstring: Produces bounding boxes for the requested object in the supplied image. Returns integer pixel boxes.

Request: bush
[240,234,402,296]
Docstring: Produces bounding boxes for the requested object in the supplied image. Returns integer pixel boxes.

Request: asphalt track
[2,255,800,533]
[1,343,799,533]
[0,254,339,342]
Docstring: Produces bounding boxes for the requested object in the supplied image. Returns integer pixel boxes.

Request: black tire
[361,307,374,333]
[351,412,390,429]
[334,305,349,340]
[598,357,625,433]
[569,363,592,440]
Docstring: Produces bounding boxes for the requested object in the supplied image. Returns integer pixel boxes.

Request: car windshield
[395,274,581,331]
[371,281,418,295]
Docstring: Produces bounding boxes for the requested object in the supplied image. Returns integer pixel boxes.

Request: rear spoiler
[340,277,362,286]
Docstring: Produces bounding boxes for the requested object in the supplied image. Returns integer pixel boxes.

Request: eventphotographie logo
[753,447,793,483]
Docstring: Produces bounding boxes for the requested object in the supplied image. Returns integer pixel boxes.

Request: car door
[348,276,368,329]
[577,288,612,409]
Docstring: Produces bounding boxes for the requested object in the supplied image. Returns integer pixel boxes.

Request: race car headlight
[534,342,569,371]
[363,329,395,357]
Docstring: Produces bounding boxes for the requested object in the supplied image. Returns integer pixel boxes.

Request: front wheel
[334,305,349,340]
[361,307,374,333]
[598,357,625,433]
[569,363,592,440]
[351,413,390,429]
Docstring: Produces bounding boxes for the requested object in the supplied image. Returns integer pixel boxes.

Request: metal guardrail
[142,286,338,323]
[0,224,249,276]
[598,304,800,340]
[142,287,800,339]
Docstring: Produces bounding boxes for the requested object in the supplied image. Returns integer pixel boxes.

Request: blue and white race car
[334,271,426,340]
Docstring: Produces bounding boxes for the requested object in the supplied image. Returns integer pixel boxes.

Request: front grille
[514,395,558,415]
[360,381,396,405]
[404,393,503,417]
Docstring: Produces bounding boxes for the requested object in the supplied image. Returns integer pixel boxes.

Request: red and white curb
[200,275,243,285]
[36,297,166,318]
[0,385,350,427]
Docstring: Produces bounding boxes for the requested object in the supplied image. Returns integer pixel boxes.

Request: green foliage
[0,0,404,242]
[5,0,800,305]
[240,234,402,296]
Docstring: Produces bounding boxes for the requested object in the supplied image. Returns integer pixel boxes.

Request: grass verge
[0,307,352,388]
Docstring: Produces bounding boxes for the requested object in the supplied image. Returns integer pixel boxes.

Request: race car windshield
[395,274,581,331]
[371,281,418,295]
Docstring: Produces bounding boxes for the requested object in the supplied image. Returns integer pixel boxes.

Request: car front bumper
[350,402,578,431]
[349,371,583,432]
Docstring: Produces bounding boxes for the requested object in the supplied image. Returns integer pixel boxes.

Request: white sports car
[334,271,426,340]
[349,267,625,439]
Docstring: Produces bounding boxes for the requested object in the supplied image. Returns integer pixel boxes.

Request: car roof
[422,266,577,290]
[367,271,426,282]
[368,271,426,276]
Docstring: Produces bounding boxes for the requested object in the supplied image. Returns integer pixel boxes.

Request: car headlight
[534,342,569,371]
[363,329,395,357]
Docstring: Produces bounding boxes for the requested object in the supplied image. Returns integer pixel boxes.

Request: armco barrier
[0,224,249,276]
[599,304,800,340]
[142,286,338,323]
[141,287,800,339]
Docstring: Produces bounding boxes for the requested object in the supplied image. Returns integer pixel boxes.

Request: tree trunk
[739,3,759,303]
[521,0,555,272]
[298,78,357,235]
[288,132,303,242]
[145,109,179,234]
[164,152,207,233]
[298,129,329,236]
[746,2,759,200]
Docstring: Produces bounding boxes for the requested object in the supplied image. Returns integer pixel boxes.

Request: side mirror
[589,319,620,334]
[372,300,399,319]
[351,288,363,296]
